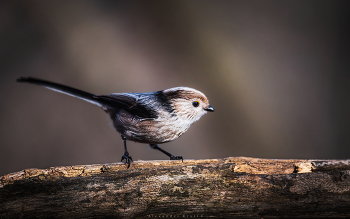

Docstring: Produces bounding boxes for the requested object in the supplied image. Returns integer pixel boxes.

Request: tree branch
[1,157,349,218]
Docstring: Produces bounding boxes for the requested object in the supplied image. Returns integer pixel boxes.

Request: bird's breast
[114,110,191,144]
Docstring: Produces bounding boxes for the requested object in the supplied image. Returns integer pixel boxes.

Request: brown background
[1,0,349,176]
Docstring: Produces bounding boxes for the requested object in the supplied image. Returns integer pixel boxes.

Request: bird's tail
[17,77,102,107]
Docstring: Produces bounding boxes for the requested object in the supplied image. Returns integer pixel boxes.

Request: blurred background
[1,0,349,176]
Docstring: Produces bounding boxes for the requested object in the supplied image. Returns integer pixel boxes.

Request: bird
[16,77,214,168]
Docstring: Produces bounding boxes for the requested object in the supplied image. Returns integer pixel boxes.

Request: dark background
[1,0,349,176]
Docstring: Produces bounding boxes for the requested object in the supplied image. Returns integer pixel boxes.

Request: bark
[1,157,349,218]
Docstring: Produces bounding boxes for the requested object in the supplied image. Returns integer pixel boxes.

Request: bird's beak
[205,105,215,112]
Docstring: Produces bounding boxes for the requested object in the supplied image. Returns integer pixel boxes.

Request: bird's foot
[170,155,183,162]
[121,152,133,168]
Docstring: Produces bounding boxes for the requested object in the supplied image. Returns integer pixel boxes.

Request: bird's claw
[170,155,183,162]
[121,153,133,168]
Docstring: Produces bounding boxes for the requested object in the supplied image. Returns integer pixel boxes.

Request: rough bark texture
[1,157,349,218]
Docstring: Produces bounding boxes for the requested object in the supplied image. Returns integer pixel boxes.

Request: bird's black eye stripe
[192,101,200,107]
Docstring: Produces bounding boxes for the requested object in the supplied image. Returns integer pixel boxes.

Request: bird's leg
[121,136,133,168]
[150,144,183,162]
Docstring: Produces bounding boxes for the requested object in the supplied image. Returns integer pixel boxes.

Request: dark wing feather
[95,93,158,118]
[17,77,159,119]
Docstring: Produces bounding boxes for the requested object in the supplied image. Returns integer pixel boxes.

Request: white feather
[46,87,102,107]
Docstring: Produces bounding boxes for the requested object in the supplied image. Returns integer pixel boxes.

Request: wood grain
[1,157,349,218]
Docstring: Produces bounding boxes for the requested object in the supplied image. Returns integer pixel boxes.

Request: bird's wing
[95,93,158,119]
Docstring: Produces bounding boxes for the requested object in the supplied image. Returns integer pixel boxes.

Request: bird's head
[162,87,214,123]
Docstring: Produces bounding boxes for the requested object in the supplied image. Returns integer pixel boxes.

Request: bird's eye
[192,101,200,107]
